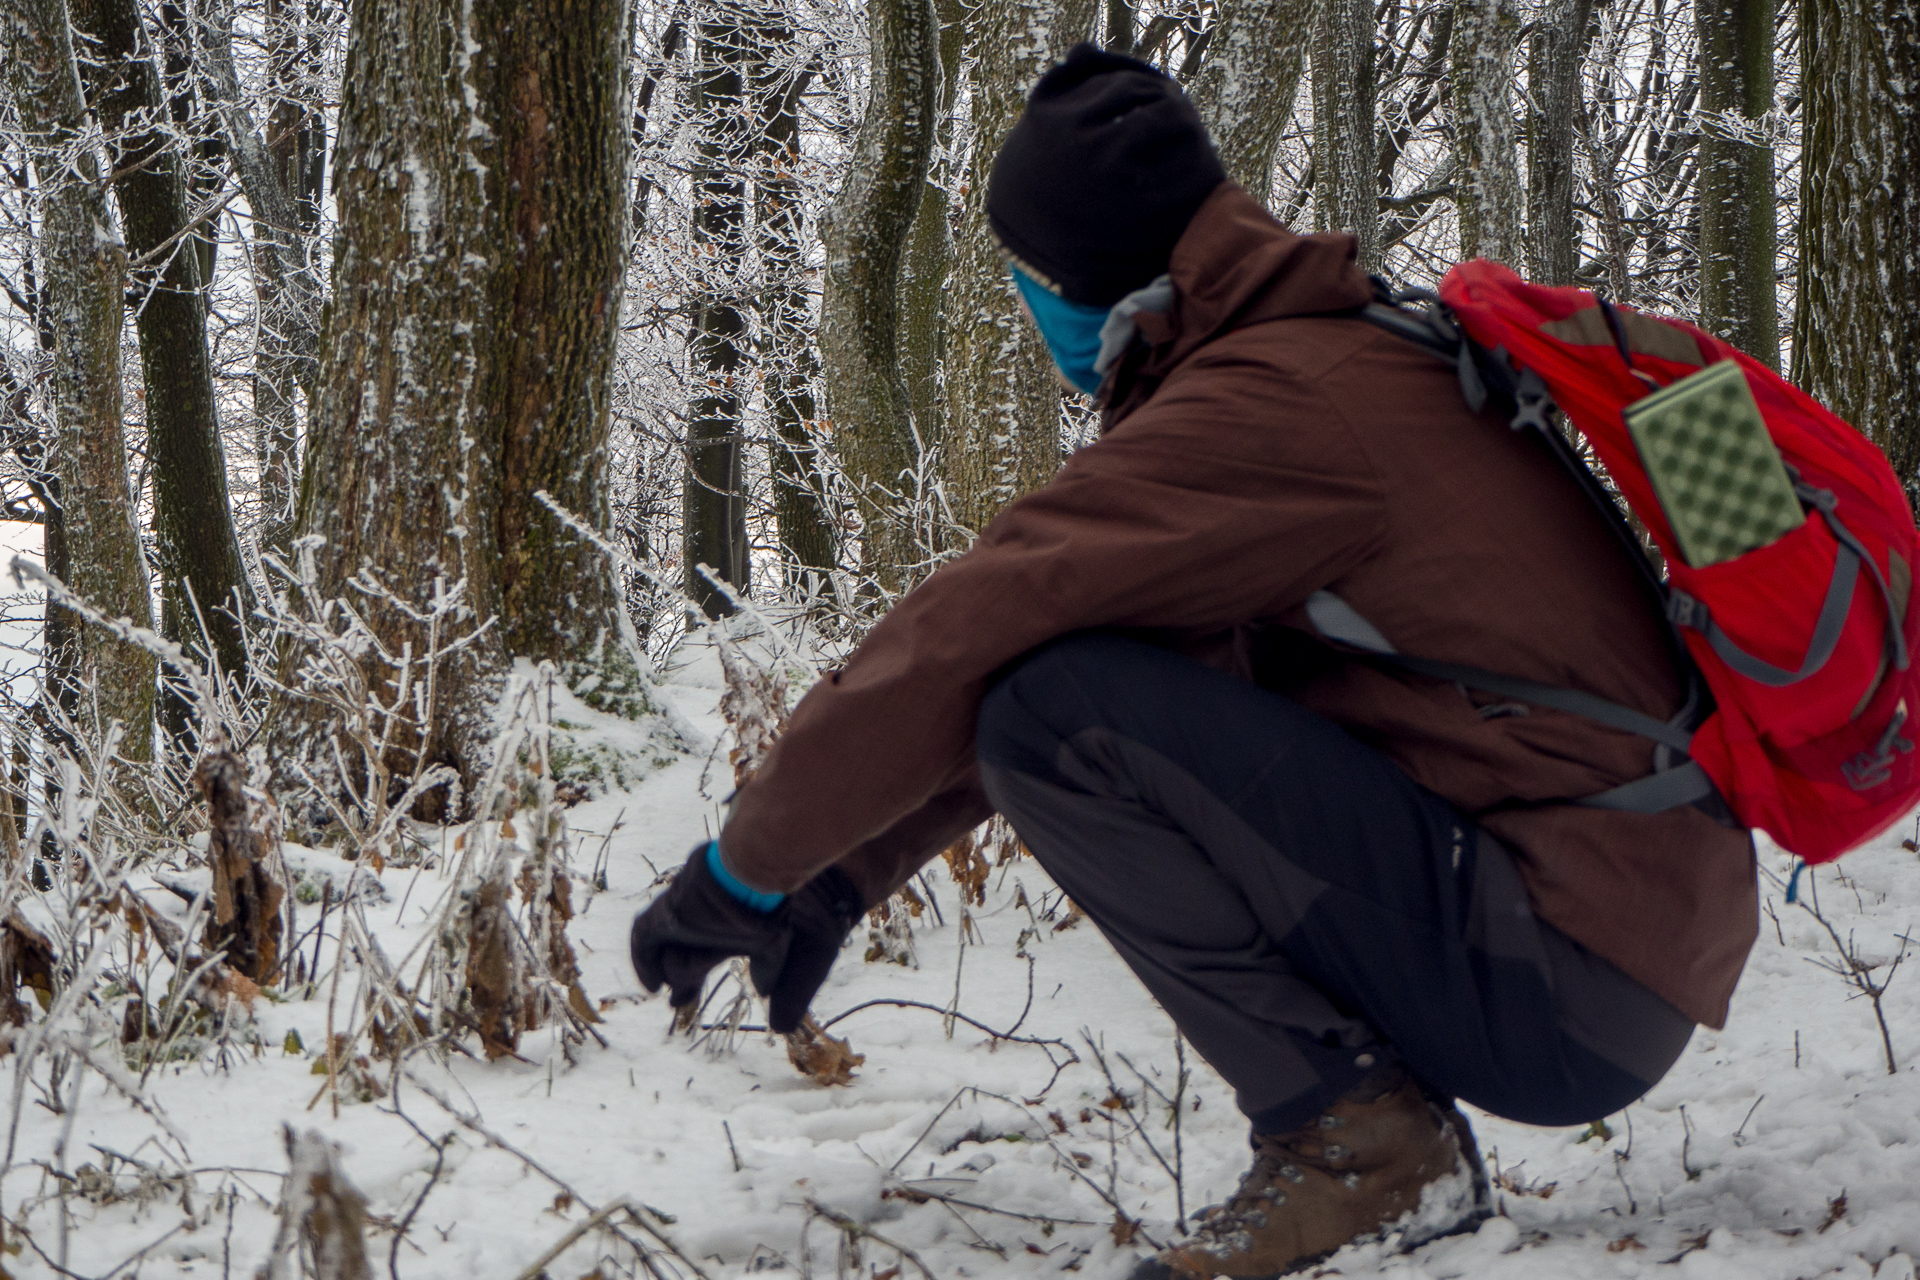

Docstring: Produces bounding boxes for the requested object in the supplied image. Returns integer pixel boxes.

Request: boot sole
[1127,1198,1495,1279]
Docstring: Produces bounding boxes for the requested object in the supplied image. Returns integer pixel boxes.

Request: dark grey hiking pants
[976,632,1694,1135]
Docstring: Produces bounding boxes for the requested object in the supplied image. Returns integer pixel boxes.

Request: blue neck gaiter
[1012,267,1111,396]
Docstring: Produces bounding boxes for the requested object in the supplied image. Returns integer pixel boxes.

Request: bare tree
[71,0,252,736]
[819,0,940,591]
[4,0,157,755]
[1525,0,1596,283]
[254,0,330,556]
[288,0,639,787]
[1310,0,1379,266]
[750,6,837,589]
[942,0,1095,538]
[1791,0,1919,506]
[1189,0,1313,202]
[897,0,965,473]
[1694,0,1778,367]
[1448,0,1524,264]
[683,7,755,615]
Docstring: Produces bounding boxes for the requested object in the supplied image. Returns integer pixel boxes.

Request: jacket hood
[1104,184,1375,424]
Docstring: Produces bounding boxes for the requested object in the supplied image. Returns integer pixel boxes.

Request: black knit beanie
[987,44,1227,308]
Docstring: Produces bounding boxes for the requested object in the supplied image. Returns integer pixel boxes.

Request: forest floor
[8,624,1920,1280]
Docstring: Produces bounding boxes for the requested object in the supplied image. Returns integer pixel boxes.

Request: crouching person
[630,45,1757,1279]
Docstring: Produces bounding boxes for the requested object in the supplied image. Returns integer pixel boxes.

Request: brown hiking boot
[1130,1073,1490,1279]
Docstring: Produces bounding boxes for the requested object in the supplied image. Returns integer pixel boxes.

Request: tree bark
[1693,0,1778,368]
[1447,0,1525,265]
[5,0,157,756]
[819,0,939,592]
[941,0,1095,539]
[199,0,325,551]
[1105,0,1135,52]
[896,0,965,474]
[255,0,327,557]
[1188,0,1313,202]
[748,11,836,589]
[71,0,251,724]
[683,11,753,615]
[289,0,639,787]
[1792,0,1920,507]
[486,0,631,679]
[1525,0,1595,284]
[1310,0,1379,266]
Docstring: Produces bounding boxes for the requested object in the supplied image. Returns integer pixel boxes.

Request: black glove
[629,845,865,1034]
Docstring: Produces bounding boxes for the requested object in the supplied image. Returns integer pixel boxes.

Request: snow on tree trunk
[683,12,753,617]
[819,0,939,592]
[1310,0,1379,267]
[72,0,253,730]
[1791,0,1920,508]
[896,0,966,485]
[1192,0,1313,204]
[1694,0,1778,369]
[1525,0,1595,284]
[255,0,328,558]
[5,0,157,759]
[287,0,641,788]
[1448,0,1525,266]
[749,9,837,589]
[941,0,1094,538]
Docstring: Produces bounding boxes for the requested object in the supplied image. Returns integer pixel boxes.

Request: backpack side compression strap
[1305,593,1719,811]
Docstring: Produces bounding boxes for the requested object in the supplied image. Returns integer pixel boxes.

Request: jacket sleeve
[719,354,1390,896]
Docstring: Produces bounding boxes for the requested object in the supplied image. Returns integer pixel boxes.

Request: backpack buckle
[1509,367,1555,434]
[1842,700,1913,791]
[1666,590,1712,632]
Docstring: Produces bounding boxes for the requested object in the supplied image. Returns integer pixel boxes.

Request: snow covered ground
[6,625,1920,1279]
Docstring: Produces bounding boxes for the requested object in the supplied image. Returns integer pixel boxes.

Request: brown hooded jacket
[719,184,1758,1028]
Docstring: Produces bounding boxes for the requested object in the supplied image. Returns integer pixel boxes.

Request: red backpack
[1344,261,1919,863]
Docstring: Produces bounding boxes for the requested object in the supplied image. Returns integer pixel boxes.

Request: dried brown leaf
[785,1015,864,1086]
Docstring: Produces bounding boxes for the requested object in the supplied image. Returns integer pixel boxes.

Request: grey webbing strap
[1305,591,1697,753]
[1667,520,1860,689]
[1383,655,1699,754]
[1580,760,1717,812]
[1664,486,1908,690]
[1821,501,1909,673]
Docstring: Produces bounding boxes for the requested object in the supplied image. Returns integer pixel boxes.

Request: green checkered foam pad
[1625,359,1804,568]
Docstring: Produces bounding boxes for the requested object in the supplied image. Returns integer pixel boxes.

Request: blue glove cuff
[706,840,785,913]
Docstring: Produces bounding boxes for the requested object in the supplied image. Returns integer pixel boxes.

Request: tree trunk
[200,0,325,549]
[749,11,836,589]
[1188,0,1313,202]
[256,0,327,557]
[819,0,939,593]
[683,12,753,616]
[941,0,1095,539]
[1694,0,1778,368]
[1792,0,1920,507]
[72,0,252,736]
[896,0,965,474]
[1310,0,1379,266]
[631,11,686,238]
[289,0,638,787]
[157,1,224,293]
[1525,0,1595,284]
[5,0,157,756]
[1448,0,1524,265]
[1105,0,1135,52]
[485,0,631,682]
